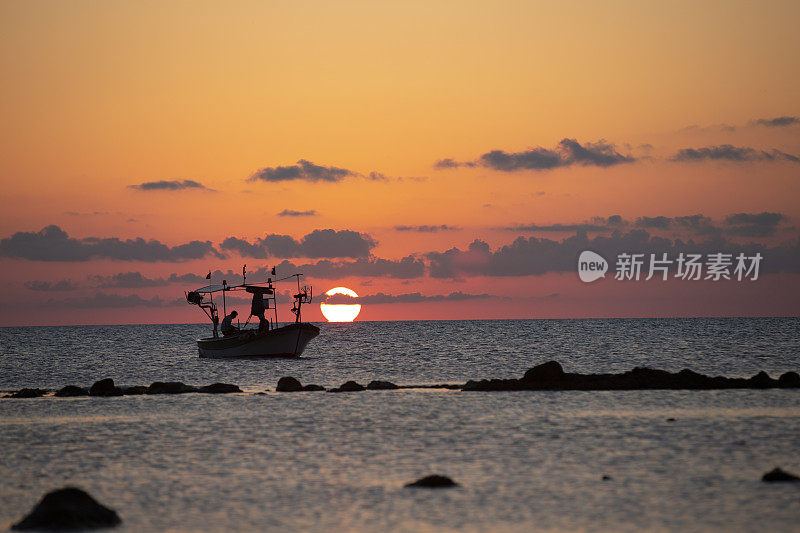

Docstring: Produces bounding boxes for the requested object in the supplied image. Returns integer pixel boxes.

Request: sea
[1,318,799,532]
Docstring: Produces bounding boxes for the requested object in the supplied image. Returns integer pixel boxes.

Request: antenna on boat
[242,264,246,285]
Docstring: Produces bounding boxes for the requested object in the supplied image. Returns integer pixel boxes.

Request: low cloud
[129,179,213,191]
[47,292,183,308]
[0,225,222,262]
[359,291,493,304]
[753,116,800,128]
[671,145,800,163]
[725,212,785,237]
[277,209,318,217]
[24,280,79,291]
[394,225,461,232]
[91,272,170,288]
[249,160,356,183]
[436,138,635,171]
[427,229,800,278]
[221,229,377,259]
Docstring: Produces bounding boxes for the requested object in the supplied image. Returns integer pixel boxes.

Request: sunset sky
[1,0,799,325]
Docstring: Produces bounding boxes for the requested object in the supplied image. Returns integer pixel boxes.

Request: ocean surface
[1,318,799,531]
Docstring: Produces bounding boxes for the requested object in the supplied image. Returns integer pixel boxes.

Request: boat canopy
[193,284,227,293]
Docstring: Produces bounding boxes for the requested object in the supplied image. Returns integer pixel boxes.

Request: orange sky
[1,0,799,325]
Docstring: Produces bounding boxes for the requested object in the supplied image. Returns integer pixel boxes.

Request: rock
[778,371,800,388]
[521,360,565,383]
[666,417,676,422]
[146,382,197,394]
[11,487,121,530]
[762,467,800,482]
[121,386,147,395]
[602,475,613,481]
[367,380,399,390]
[338,380,366,392]
[276,376,303,392]
[748,371,774,388]
[198,383,242,394]
[89,379,123,397]
[405,475,458,488]
[55,385,89,397]
[8,388,48,399]
[301,384,325,391]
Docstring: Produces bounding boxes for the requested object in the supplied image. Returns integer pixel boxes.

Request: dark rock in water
[521,360,565,383]
[198,383,242,394]
[333,381,365,392]
[405,475,458,488]
[89,379,123,397]
[762,467,800,482]
[778,371,800,388]
[276,376,303,392]
[121,386,147,395]
[8,388,48,399]
[146,381,198,394]
[11,487,121,530]
[55,385,89,397]
[461,361,797,391]
[602,475,613,481]
[301,384,325,391]
[748,371,775,388]
[666,417,676,422]
[367,380,399,390]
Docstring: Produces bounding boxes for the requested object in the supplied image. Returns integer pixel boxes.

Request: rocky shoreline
[4,361,799,399]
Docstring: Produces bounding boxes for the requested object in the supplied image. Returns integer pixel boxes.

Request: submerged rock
[11,487,121,530]
[521,360,565,383]
[89,379,123,397]
[121,386,148,395]
[276,377,303,392]
[8,388,48,399]
[461,361,798,391]
[367,380,399,390]
[146,382,197,394]
[328,381,366,393]
[199,383,242,394]
[55,385,89,397]
[405,475,458,488]
[778,371,800,388]
[301,384,325,391]
[762,467,800,482]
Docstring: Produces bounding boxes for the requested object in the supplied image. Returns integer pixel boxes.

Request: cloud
[277,209,318,217]
[249,160,356,183]
[753,116,800,127]
[128,179,213,191]
[671,145,800,163]
[47,292,183,308]
[426,227,800,278]
[394,225,461,232]
[437,138,634,172]
[221,229,377,259]
[506,215,626,233]
[724,212,785,237]
[0,225,222,262]
[434,158,477,169]
[24,280,79,291]
[359,291,493,304]
[91,272,170,288]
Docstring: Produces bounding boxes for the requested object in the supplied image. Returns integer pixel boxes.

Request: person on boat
[221,310,239,336]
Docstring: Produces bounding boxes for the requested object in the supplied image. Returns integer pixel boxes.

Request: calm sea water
[1,318,799,531]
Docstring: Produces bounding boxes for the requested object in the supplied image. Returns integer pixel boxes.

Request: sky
[1,0,799,325]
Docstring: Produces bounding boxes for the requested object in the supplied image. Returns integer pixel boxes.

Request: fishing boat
[185,267,319,358]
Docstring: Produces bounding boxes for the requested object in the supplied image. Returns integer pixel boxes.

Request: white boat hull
[197,323,320,358]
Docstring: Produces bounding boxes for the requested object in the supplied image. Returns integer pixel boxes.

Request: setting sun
[320,287,361,322]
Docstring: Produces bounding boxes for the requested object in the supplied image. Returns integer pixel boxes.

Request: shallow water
[1,319,799,531]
